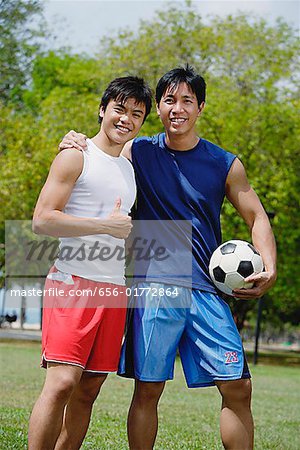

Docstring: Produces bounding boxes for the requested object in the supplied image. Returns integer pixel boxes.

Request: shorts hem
[41,356,85,369]
[118,372,173,382]
[42,356,119,374]
[187,373,252,388]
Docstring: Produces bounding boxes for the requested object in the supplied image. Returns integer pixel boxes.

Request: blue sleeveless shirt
[131,133,236,292]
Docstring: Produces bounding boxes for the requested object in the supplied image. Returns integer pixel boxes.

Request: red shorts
[41,267,127,373]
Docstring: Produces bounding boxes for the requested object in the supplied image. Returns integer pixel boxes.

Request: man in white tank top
[28,77,152,450]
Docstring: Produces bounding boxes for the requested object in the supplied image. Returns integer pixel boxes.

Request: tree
[0,52,108,287]
[96,2,300,326]
[1,1,299,327]
[0,0,45,105]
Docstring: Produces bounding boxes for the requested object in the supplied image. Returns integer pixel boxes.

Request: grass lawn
[0,341,299,449]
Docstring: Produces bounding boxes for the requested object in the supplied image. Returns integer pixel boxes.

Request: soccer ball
[209,240,264,296]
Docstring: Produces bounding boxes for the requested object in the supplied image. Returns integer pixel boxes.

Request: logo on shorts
[225,351,239,364]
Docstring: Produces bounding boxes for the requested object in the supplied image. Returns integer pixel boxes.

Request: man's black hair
[155,64,206,107]
[98,76,152,123]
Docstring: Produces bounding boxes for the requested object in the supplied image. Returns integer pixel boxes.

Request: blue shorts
[118,283,250,387]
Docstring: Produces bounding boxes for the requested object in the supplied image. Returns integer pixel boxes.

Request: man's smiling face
[156,82,204,138]
[100,97,146,145]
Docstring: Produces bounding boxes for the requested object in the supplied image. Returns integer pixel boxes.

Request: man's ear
[197,101,205,117]
[156,102,160,116]
[99,106,105,119]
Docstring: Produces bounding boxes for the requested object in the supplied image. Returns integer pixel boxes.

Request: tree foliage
[1,1,299,325]
[0,0,45,105]
[98,2,300,324]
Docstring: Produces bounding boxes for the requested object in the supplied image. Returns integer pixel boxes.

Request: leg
[54,372,107,450]
[118,284,186,449]
[182,291,253,448]
[28,363,83,450]
[216,378,253,450]
[128,380,165,450]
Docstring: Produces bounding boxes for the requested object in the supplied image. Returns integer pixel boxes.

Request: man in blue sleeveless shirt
[60,66,276,450]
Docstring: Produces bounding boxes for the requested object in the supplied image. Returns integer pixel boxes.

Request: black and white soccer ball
[209,240,264,296]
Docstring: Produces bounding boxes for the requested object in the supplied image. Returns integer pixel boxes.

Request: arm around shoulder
[121,140,133,161]
[58,130,88,152]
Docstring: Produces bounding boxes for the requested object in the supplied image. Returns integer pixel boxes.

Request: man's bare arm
[33,150,132,239]
[120,140,133,161]
[225,158,277,298]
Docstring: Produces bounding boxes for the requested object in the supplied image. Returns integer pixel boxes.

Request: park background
[1,0,299,338]
[0,1,299,449]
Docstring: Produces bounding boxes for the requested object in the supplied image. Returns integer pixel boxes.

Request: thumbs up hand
[112,197,122,213]
[106,198,133,239]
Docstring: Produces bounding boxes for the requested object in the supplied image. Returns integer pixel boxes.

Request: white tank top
[55,139,136,285]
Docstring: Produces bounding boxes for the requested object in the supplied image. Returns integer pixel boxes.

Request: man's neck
[91,132,123,157]
[165,132,199,151]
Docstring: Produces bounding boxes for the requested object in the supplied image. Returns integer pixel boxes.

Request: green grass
[0,341,299,449]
